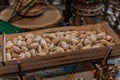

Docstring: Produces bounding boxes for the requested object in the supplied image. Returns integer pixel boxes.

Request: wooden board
[0,5,63,30]
[0,22,120,77]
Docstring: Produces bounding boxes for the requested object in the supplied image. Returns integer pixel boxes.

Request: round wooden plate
[0,5,63,30]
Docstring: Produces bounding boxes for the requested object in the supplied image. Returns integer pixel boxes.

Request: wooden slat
[2,33,6,65]
[0,49,119,76]
[0,49,108,75]
[0,34,2,66]
[0,48,120,77]
[1,47,120,76]
[0,47,2,66]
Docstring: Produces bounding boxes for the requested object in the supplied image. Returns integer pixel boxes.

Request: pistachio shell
[26,38,32,45]
[77,43,83,49]
[49,52,56,55]
[82,44,91,49]
[106,35,112,41]
[21,46,28,52]
[65,31,72,35]
[34,35,42,42]
[6,41,13,49]
[22,41,27,46]
[30,49,36,57]
[59,35,64,41]
[19,53,25,59]
[71,39,79,44]
[110,38,114,42]
[71,32,79,37]
[70,45,77,51]
[13,38,18,45]
[43,45,49,54]
[30,43,39,49]
[17,40,23,47]
[89,34,97,43]
[13,46,21,53]
[12,53,19,58]
[49,43,54,50]
[12,58,17,60]
[43,34,56,39]
[18,36,24,40]
[79,34,87,39]
[45,38,51,43]
[25,52,31,58]
[37,45,42,53]
[100,40,108,46]
[70,36,77,39]
[65,34,70,38]
[106,42,115,46]
[53,46,65,53]
[92,43,104,48]
[86,31,91,35]
[97,32,106,39]
[57,32,64,41]
[91,31,97,34]
[60,41,69,50]
[84,38,92,45]
[52,37,59,44]
[66,49,72,52]
[40,39,46,47]
[62,36,71,43]
[6,53,12,60]
[25,34,35,39]
[38,52,47,56]
[80,39,84,44]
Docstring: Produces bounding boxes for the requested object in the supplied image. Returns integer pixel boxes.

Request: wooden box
[0,22,120,77]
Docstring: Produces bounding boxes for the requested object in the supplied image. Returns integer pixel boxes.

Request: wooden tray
[0,22,120,77]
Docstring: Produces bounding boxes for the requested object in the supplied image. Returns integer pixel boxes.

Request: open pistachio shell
[25,52,31,58]
[6,53,12,60]
[30,43,39,49]
[13,46,21,53]
[30,49,36,57]
[6,41,14,49]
